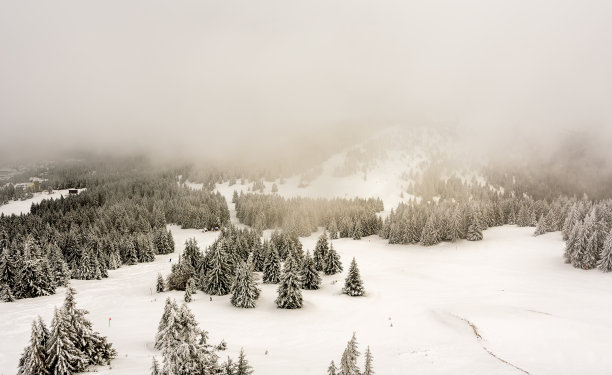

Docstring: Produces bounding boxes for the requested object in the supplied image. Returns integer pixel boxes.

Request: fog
[1,0,611,165]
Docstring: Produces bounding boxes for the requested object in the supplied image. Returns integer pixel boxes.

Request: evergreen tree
[534,215,548,236]
[263,246,281,284]
[202,245,232,296]
[301,251,321,290]
[275,255,303,309]
[231,261,260,308]
[323,243,343,275]
[363,346,374,375]
[597,230,612,272]
[251,241,266,272]
[0,282,14,302]
[583,233,599,269]
[352,221,363,240]
[466,214,483,241]
[151,357,160,375]
[235,348,254,375]
[0,249,17,296]
[327,361,337,375]
[343,258,365,296]
[156,273,165,293]
[313,232,329,271]
[155,298,178,350]
[328,220,339,240]
[340,333,360,375]
[46,307,81,375]
[18,318,49,375]
[449,208,463,242]
[420,215,439,246]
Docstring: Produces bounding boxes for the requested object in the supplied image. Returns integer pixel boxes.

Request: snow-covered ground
[0,188,85,216]
[1,190,612,374]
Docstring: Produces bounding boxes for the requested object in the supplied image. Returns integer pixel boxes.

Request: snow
[1,192,612,374]
[1,177,611,375]
[0,189,85,216]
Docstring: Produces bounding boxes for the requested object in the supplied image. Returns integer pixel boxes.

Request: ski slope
[1,191,612,375]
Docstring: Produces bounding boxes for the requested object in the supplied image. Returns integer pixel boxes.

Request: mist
[1,0,611,165]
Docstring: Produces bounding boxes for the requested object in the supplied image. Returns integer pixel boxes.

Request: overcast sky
[0,0,611,163]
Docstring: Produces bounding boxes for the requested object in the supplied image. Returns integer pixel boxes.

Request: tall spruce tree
[202,244,232,296]
[313,232,329,271]
[263,246,281,284]
[46,307,81,375]
[363,346,374,375]
[231,261,260,308]
[340,333,360,375]
[343,258,365,296]
[466,214,483,241]
[301,251,321,290]
[18,318,49,375]
[275,255,303,309]
[598,230,612,272]
[323,243,343,275]
[156,273,165,293]
[235,348,254,375]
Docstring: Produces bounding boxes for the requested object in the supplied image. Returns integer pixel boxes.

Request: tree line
[233,192,384,238]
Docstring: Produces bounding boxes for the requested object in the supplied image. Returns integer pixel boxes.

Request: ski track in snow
[2,186,612,374]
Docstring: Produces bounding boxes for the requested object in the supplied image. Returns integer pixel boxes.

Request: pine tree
[466,214,483,241]
[263,246,281,284]
[202,245,232,296]
[363,346,374,375]
[231,261,260,308]
[275,255,303,309]
[156,273,165,293]
[235,348,254,375]
[340,333,360,375]
[328,220,339,240]
[343,258,365,296]
[313,232,329,271]
[155,298,178,350]
[151,357,160,375]
[323,243,343,275]
[420,215,439,246]
[449,208,463,242]
[0,249,17,296]
[583,233,599,269]
[301,251,321,290]
[46,307,81,375]
[251,241,266,272]
[534,215,548,236]
[597,230,612,272]
[185,285,193,302]
[327,360,338,375]
[0,282,14,302]
[18,318,49,375]
[352,221,363,240]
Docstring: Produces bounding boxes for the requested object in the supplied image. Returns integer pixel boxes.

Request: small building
[68,189,79,195]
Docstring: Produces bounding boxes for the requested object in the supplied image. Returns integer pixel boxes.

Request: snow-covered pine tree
[263,246,281,284]
[323,242,343,275]
[235,348,254,375]
[60,286,116,369]
[327,360,338,375]
[343,258,365,296]
[185,283,193,302]
[466,213,483,241]
[583,233,599,269]
[363,346,374,375]
[151,357,160,375]
[156,273,165,293]
[46,307,81,375]
[0,249,18,298]
[202,244,232,296]
[328,220,339,240]
[534,215,548,236]
[449,208,463,242]
[571,223,589,268]
[420,215,439,246]
[564,221,581,263]
[231,261,260,308]
[251,241,266,272]
[155,298,178,350]
[340,333,360,375]
[597,230,612,272]
[313,232,329,271]
[17,318,49,375]
[301,251,321,290]
[352,221,363,240]
[275,255,303,309]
